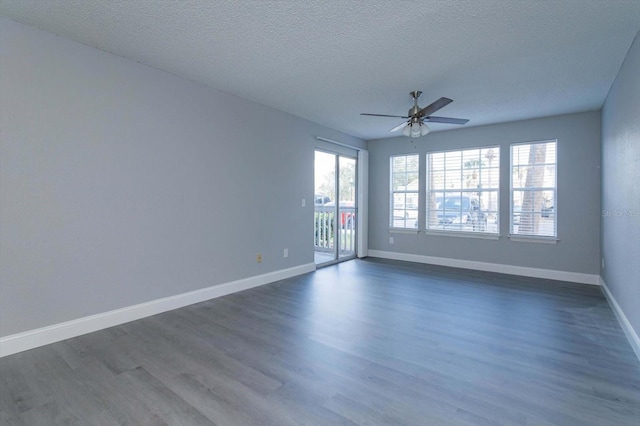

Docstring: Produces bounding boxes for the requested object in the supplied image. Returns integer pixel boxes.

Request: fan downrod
[409,91,422,116]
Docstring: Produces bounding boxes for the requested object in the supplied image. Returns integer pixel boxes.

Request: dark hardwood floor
[1,258,639,425]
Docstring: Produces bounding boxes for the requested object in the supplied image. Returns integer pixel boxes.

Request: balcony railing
[314,206,356,259]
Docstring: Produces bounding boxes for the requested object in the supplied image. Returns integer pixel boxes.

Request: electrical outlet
[301,198,306,207]
[389,236,394,244]
[284,248,289,258]
[602,257,605,269]
[257,253,262,263]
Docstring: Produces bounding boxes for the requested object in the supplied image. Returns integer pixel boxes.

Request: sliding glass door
[314,150,357,266]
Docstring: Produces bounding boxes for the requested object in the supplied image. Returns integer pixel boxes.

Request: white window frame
[389,154,419,230]
[510,140,557,241]
[425,146,500,237]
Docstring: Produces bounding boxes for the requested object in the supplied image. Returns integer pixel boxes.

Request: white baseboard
[367,250,600,285]
[600,277,640,362]
[0,263,316,358]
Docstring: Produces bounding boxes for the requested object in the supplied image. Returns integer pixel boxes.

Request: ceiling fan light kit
[402,121,430,138]
[361,91,469,138]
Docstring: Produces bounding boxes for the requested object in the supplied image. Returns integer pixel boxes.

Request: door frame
[314,148,358,267]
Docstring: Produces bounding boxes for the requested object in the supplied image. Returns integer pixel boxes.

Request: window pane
[406,172,419,189]
[480,167,500,189]
[445,151,461,169]
[430,170,445,190]
[406,155,419,172]
[462,149,480,166]
[430,152,445,170]
[392,156,406,172]
[390,155,419,229]
[392,173,407,190]
[446,169,464,190]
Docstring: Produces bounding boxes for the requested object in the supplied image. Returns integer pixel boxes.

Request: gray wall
[0,18,365,337]
[601,31,640,335]
[368,111,601,275]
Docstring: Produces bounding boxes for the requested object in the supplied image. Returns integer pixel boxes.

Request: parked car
[435,195,487,230]
[315,194,331,206]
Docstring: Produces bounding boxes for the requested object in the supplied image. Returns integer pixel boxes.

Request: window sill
[389,228,420,234]
[508,235,559,244]
[423,230,500,240]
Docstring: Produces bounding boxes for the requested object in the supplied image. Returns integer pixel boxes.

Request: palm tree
[520,144,547,234]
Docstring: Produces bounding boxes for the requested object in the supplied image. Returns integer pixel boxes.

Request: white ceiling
[1,1,639,140]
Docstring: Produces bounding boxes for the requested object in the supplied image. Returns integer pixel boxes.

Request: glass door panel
[314,151,337,265]
[314,150,357,266]
[338,156,356,260]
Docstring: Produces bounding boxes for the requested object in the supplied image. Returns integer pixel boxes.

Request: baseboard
[600,277,640,362]
[0,263,316,358]
[367,250,600,285]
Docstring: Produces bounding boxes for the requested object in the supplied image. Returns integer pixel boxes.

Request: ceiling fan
[361,91,469,137]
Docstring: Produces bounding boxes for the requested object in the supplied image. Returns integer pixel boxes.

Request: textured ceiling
[1,1,639,140]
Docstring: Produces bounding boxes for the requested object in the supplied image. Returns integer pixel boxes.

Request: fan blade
[389,121,408,132]
[361,113,410,118]
[424,116,469,125]
[417,97,453,117]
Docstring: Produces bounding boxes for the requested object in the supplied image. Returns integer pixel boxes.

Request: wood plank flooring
[1,258,639,425]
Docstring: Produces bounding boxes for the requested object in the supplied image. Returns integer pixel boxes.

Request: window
[426,146,499,234]
[390,154,419,229]
[510,140,557,238]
